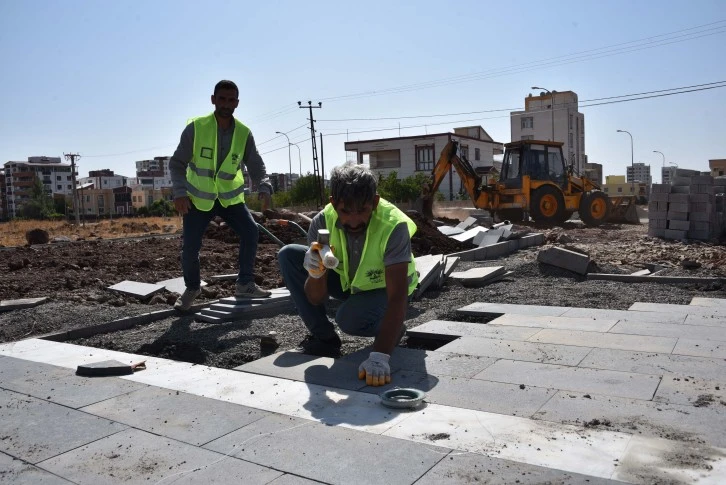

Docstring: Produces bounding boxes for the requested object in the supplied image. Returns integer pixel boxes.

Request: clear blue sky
[1,0,724,184]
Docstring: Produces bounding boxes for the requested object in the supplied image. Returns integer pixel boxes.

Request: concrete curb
[586,274,724,284]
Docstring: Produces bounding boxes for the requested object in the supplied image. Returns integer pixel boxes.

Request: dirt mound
[25,229,49,245]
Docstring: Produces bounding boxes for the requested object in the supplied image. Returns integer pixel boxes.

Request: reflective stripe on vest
[323,199,419,295]
[186,113,250,211]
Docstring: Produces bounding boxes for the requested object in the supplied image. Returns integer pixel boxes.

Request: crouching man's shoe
[174,288,201,313]
[235,281,272,299]
[296,333,342,358]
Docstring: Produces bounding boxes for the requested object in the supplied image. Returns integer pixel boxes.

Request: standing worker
[278,163,418,386]
[170,80,273,312]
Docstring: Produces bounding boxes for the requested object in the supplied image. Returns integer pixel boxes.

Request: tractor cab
[499,140,568,190]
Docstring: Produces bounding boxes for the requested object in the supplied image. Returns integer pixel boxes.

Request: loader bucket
[608,196,640,224]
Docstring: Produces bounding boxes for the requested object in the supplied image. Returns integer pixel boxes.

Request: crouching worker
[278,163,418,386]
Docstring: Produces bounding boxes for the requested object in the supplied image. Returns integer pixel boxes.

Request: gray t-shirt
[307,210,412,281]
[169,120,272,199]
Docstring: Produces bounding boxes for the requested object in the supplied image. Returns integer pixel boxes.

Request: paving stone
[436,225,465,236]
[561,307,686,324]
[0,297,49,313]
[268,475,325,484]
[451,226,488,243]
[0,451,74,484]
[0,356,149,409]
[610,320,726,341]
[448,265,505,285]
[690,297,726,308]
[217,287,291,305]
[235,352,364,391]
[341,346,497,378]
[653,373,726,407]
[156,277,207,295]
[456,216,479,230]
[488,313,619,332]
[529,328,678,353]
[407,319,542,341]
[683,313,726,327]
[456,302,570,317]
[672,338,726,358]
[203,413,449,485]
[534,390,726,448]
[578,348,726,381]
[630,301,726,318]
[414,449,622,485]
[537,246,590,275]
[0,389,127,464]
[437,336,592,366]
[38,427,282,485]
[80,387,271,446]
[107,280,165,299]
[474,360,661,400]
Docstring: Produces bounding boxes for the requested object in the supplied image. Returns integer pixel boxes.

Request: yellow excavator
[419,139,639,226]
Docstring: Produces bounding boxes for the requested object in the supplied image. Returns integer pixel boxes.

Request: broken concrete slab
[155,277,206,295]
[456,216,479,230]
[436,225,465,236]
[107,280,165,299]
[474,227,502,246]
[537,246,590,275]
[451,226,489,243]
[630,269,651,276]
[0,297,49,313]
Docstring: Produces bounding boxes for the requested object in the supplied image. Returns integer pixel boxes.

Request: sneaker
[296,333,342,358]
[174,288,201,312]
[235,281,272,299]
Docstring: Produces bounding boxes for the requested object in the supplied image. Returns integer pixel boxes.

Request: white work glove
[303,244,326,279]
[358,352,391,386]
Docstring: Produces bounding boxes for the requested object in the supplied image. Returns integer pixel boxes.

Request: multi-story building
[709,159,726,177]
[134,156,172,189]
[131,186,173,211]
[662,165,678,185]
[78,169,129,191]
[3,156,75,218]
[584,162,603,186]
[510,90,586,175]
[0,172,6,220]
[343,126,503,201]
[627,162,652,193]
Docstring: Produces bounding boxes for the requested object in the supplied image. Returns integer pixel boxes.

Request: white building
[344,126,503,201]
[3,156,75,218]
[78,169,130,190]
[627,162,652,190]
[661,165,678,185]
[510,90,586,174]
[134,156,172,189]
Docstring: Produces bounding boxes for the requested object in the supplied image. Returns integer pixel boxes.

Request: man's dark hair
[214,80,239,98]
[330,162,377,209]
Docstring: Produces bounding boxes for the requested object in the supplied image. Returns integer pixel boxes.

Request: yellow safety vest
[185,113,249,211]
[323,199,419,295]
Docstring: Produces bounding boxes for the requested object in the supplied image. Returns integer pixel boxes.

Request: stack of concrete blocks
[648,169,726,241]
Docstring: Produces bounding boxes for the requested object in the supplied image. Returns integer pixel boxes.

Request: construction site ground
[2,207,726,483]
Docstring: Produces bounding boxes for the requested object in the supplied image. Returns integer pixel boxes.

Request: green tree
[148,199,175,216]
[289,173,327,206]
[20,178,57,219]
[376,171,431,203]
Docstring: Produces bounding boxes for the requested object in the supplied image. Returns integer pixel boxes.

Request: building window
[67,185,72,190]
[521,135,534,141]
[568,133,573,146]
[617,187,622,193]
[56,175,61,181]
[460,145,469,160]
[415,145,435,171]
[361,149,401,169]
[603,187,609,193]
[521,117,534,129]
[569,114,573,130]
[474,148,480,161]
[56,185,62,190]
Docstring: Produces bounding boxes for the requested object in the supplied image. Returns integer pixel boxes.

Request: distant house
[344,126,503,201]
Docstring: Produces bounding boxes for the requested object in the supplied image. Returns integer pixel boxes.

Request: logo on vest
[365,268,384,284]
[231,153,239,161]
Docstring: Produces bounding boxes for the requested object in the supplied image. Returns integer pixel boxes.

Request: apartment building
[662,165,677,185]
[627,162,652,194]
[510,90,586,175]
[709,159,726,177]
[3,156,75,218]
[135,156,172,189]
[78,169,129,191]
[0,173,6,220]
[344,126,503,201]
[584,162,603,186]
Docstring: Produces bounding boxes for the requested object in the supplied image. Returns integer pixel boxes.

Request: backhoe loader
[419,139,639,226]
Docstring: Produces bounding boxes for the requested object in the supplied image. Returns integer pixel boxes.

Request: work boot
[174,288,201,313]
[235,281,272,299]
[296,333,342,358]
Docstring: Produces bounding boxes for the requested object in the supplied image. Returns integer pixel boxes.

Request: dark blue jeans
[182,200,258,290]
[278,244,388,340]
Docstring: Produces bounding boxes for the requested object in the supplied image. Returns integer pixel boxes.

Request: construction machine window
[415,145,435,171]
[501,149,521,181]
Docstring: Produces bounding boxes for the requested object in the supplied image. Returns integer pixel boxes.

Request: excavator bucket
[608,196,640,224]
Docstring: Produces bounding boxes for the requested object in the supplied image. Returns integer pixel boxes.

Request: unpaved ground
[2,210,726,369]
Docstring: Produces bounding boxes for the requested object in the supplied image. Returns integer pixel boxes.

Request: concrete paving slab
[537,246,590,275]
[217,287,291,305]
[456,216,479,230]
[653,373,726,407]
[534,390,726,449]
[406,319,542,341]
[672,338,726,359]
[448,265,505,285]
[0,356,149,409]
[436,225,465,236]
[690,297,726,308]
[107,280,165,299]
[451,226,488,243]
[579,348,726,381]
[0,297,49,313]
[80,387,271,446]
[437,336,592,366]
[475,228,503,247]
[488,313,619,332]
[630,301,726,318]
[414,450,623,484]
[0,451,73,484]
[0,389,127,464]
[38,427,282,485]
[610,320,726,341]
[474,360,661,400]
[268,475,326,484]
[683,313,726,327]
[529,328,678,353]
[561,307,686,324]
[203,413,449,485]
[235,352,364,390]
[457,302,570,317]
[156,277,207,295]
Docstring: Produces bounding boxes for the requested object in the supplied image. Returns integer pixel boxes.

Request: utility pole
[298,100,323,207]
[319,132,325,205]
[64,153,81,225]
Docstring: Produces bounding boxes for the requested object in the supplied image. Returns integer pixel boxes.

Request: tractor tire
[530,185,566,225]
[497,209,524,223]
[579,191,610,227]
